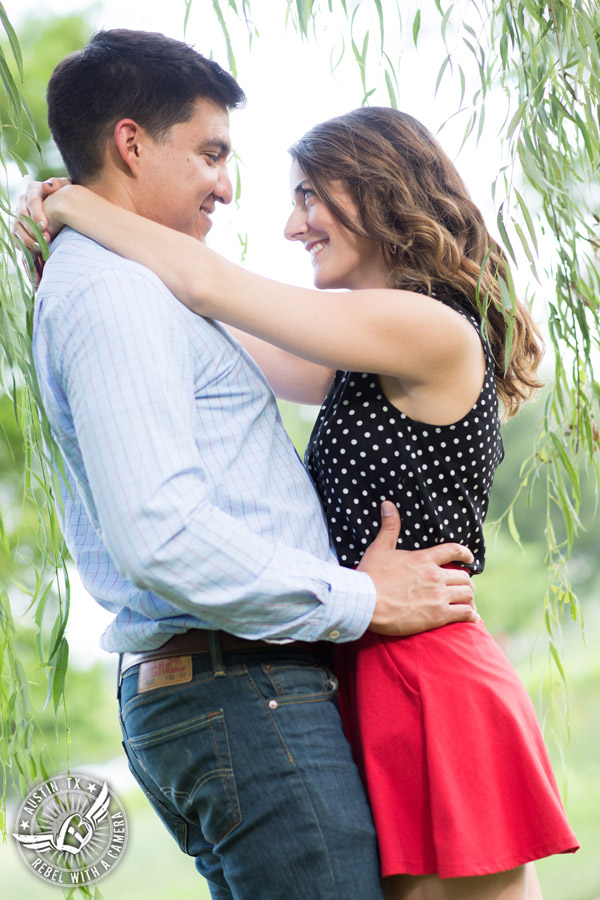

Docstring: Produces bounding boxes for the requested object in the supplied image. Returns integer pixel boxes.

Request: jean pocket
[121,739,189,852]
[260,659,338,704]
[123,708,241,845]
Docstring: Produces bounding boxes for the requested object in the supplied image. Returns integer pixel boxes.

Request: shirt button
[328,630,341,640]
[268,700,278,710]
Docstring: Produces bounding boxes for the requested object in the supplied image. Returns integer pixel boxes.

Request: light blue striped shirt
[33,229,376,653]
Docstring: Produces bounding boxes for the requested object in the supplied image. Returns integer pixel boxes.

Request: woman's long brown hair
[290,107,543,417]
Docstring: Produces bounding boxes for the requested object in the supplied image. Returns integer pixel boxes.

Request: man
[24,29,476,900]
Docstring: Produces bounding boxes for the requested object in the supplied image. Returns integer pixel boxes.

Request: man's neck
[83,176,139,215]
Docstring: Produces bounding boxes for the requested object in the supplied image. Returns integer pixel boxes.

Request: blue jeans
[118,642,383,900]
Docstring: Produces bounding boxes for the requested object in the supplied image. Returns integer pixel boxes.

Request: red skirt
[334,621,579,879]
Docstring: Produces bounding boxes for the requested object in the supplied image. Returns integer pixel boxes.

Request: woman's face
[284,161,389,291]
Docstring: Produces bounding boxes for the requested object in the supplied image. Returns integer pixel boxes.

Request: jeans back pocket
[124,707,241,846]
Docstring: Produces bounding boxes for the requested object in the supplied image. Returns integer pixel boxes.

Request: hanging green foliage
[0,0,71,837]
[1,0,599,854]
[431,0,600,726]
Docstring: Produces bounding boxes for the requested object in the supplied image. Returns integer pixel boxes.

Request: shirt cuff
[292,566,376,644]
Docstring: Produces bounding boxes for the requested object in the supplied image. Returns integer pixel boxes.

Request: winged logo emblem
[13,781,111,857]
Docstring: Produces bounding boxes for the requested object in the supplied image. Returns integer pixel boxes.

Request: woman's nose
[284,206,307,241]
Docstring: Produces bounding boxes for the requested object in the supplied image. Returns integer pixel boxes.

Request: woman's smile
[285,160,389,291]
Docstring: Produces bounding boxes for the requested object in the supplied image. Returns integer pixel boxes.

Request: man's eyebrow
[202,138,231,155]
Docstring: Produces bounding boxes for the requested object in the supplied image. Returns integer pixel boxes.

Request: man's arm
[358,501,477,635]
[48,263,378,643]
[48,263,475,643]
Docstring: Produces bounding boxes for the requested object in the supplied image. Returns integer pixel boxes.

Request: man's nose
[214,165,233,205]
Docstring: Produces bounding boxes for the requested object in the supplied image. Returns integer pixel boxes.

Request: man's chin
[179,223,209,243]
[197,212,213,241]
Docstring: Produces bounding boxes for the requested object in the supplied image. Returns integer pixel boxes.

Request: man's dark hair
[47,29,246,184]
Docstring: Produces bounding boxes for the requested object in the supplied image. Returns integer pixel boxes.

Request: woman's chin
[313,270,345,291]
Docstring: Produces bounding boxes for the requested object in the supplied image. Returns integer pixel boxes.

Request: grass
[535,759,600,899]
[1,764,598,899]
[0,785,211,900]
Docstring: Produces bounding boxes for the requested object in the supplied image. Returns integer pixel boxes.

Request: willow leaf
[51,637,69,714]
[7,147,29,177]
[384,70,397,108]
[0,1,23,78]
[514,221,539,279]
[578,14,600,75]
[507,505,523,548]
[372,0,385,48]
[435,54,452,95]
[412,8,421,47]
[0,49,21,124]
[295,0,307,36]
[382,51,400,91]
[496,203,517,264]
[463,20,477,40]
[441,4,454,43]
[514,188,539,253]
[549,430,582,507]
[507,99,528,139]
[211,0,237,76]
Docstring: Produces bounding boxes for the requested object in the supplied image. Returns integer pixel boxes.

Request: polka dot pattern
[305,298,504,572]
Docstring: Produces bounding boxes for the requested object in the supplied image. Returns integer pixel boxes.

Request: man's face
[134,96,233,242]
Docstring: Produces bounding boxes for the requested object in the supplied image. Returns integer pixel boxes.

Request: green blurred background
[2,394,599,900]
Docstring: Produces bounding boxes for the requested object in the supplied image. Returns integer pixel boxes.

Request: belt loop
[117,654,123,699]
[209,631,226,678]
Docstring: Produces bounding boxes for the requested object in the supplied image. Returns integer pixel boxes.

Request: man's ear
[113,118,145,175]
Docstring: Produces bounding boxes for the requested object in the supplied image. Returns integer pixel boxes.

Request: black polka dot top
[305,296,504,572]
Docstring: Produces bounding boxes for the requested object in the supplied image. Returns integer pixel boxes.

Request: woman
[19,107,578,899]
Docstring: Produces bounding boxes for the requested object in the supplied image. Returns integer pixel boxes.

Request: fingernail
[32,241,41,251]
[43,180,53,187]
[381,501,394,516]
[37,221,45,230]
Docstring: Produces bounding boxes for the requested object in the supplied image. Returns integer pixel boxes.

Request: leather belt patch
[138,656,193,693]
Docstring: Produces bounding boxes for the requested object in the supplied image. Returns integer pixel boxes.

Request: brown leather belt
[119,629,330,675]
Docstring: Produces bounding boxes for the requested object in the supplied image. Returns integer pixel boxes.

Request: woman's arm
[14,177,71,246]
[23,181,332,404]
[225,327,334,404]
[46,185,482,388]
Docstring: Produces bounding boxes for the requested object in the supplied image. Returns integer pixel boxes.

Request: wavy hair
[289,107,543,417]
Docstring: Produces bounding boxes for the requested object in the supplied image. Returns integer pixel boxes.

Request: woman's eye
[302,188,316,203]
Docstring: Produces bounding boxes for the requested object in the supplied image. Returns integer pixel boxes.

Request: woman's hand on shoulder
[12,176,72,287]
[13,176,71,248]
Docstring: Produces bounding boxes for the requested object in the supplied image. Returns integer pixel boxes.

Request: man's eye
[204,154,219,164]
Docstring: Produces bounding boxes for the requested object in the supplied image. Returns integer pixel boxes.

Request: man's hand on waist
[358,501,478,636]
